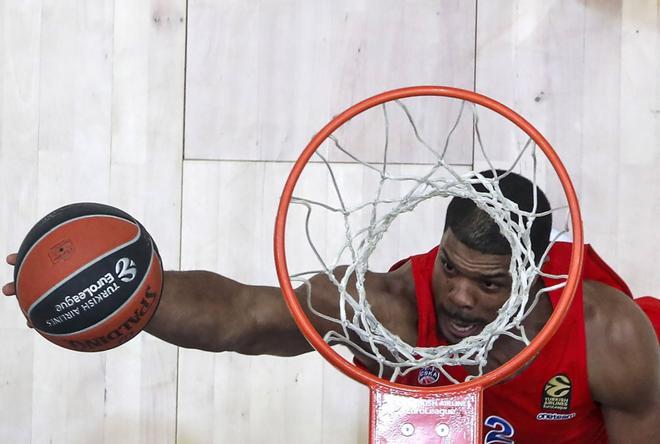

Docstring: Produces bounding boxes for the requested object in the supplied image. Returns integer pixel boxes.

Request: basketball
[13,203,163,352]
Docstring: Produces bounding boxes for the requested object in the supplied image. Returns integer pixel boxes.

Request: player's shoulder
[582,280,659,409]
[381,259,416,298]
[326,261,415,300]
[362,261,418,340]
[582,280,654,349]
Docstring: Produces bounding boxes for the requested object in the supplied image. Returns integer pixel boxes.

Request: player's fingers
[2,282,16,296]
[4,254,18,296]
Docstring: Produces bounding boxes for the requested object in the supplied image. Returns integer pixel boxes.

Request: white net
[288,96,573,383]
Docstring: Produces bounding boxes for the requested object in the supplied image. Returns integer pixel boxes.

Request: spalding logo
[115,257,137,282]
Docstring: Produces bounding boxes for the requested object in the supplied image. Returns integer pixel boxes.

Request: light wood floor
[0,1,657,443]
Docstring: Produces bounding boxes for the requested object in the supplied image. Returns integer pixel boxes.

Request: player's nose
[447,278,477,309]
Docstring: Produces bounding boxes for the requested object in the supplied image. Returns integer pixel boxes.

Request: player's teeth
[451,320,474,332]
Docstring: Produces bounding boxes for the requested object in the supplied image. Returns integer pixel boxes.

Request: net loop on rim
[287,95,573,383]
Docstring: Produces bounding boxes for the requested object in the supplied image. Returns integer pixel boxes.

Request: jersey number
[484,415,515,444]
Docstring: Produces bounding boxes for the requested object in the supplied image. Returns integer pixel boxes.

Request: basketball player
[4,172,659,442]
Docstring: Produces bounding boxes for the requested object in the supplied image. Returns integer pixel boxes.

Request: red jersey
[393,242,659,443]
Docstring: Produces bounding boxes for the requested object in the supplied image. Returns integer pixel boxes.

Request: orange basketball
[14,203,163,352]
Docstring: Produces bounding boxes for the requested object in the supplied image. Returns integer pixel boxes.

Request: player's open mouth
[447,318,481,339]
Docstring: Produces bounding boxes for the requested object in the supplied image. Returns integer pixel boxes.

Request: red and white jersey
[393,242,660,443]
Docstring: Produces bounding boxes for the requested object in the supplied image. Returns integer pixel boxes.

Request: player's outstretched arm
[2,251,319,355]
[2,252,340,356]
[4,251,409,359]
[146,266,405,357]
[584,281,660,442]
[144,270,317,356]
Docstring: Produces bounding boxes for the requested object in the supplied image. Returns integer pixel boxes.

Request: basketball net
[275,87,583,443]
[290,98,569,382]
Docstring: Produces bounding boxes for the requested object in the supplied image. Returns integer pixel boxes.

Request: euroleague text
[54,273,116,313]
[45,281,121,327]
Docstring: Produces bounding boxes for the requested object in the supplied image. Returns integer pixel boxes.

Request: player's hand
[2,253,17,296]
[3,253,33,328]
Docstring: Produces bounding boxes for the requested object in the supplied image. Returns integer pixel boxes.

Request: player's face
[433,229,512,345]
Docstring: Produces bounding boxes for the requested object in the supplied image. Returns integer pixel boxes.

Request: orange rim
[274,85,584,394]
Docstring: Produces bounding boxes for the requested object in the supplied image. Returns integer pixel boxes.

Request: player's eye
[482,280,500,291]
[441,258,455,274]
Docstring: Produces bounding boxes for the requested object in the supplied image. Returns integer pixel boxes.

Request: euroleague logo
[417,366,440,385]
[541,374,572,411]
[115,257,137,283]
